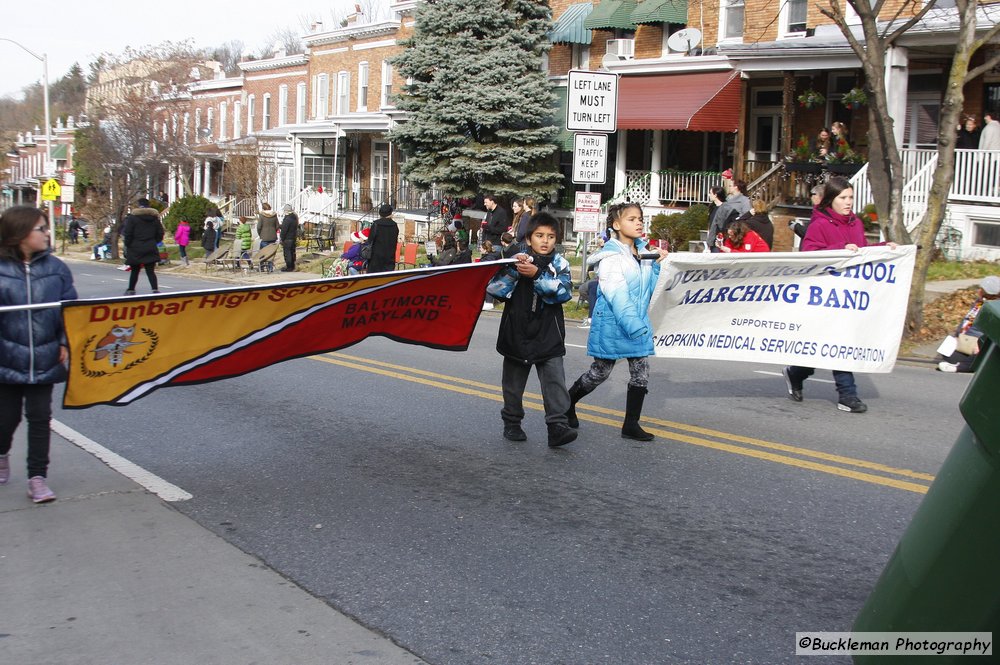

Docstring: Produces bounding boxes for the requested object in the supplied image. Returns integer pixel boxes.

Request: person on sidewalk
[486,212,577,448]
[257,203,279,249]
[201,221,217,257]
[280,204,299,272]
[235,216,254,270]
[0,206,78,503]
[366,203,399,274]
[565,203,668,441]
[937,275,1000,373]
[782,176,897,413]
[173,219,191,266]
[122,198,164,295]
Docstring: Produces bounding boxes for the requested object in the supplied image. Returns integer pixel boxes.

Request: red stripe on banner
[175,267,490,384]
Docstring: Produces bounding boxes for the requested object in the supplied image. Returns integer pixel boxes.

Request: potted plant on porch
[841,87,867,111]
[826,138,864,176]
[785,135,822,174]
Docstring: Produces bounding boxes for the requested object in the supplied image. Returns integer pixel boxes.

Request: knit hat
[981,275,1000,296]
[283,204,293,213]
[721,169,734,180]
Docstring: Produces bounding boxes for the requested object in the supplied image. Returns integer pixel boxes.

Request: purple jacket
[174,222,191,247]
[801,208,867,251]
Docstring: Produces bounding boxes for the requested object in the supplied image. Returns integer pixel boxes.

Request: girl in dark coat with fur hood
[0,206,78,502]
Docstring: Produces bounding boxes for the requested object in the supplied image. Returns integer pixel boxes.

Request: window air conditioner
[606,39,635,60]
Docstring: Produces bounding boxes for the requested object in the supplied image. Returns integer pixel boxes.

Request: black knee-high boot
[621,386,654,441]
[566,378,596,429]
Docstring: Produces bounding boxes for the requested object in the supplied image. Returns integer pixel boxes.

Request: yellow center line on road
[313,352,933,495]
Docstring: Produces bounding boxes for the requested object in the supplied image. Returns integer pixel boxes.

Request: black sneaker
[837,396,868,413]
[547,424,578,448]
[503,425,527,442]
[124,289,136,296]
[782,367,803,402]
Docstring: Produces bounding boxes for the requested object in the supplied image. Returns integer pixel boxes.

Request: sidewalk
[0,425,427,665]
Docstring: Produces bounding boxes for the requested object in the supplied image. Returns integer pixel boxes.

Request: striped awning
[617,71,742,132]
[553,87,574,151]
[550,3,594,44]
[632,0,687,25]
[583,0,638,31]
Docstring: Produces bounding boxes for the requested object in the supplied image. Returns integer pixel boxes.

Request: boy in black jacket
[485,213,577,447]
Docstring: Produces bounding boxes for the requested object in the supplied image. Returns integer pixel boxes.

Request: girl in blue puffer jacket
[566,203,667,441]
[0,206,78,503]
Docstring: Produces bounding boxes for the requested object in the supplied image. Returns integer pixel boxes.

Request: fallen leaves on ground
[911,287,978,342]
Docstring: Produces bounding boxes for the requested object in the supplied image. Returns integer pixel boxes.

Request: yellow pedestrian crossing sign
[41,179,61,201]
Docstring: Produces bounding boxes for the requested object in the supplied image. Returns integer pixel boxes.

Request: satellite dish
[667,28,703,53]
[601,52,623,70]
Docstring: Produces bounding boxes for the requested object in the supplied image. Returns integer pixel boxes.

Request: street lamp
[0,37,53,245]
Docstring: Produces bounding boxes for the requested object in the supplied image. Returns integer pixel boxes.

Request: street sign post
[572,134,608,185]
[41,178,61,201]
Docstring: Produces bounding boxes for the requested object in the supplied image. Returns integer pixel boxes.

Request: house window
[278,85,288,126]
[337,72,350,114]
[262,93,271,130]
[296,83,306,124]
[973,219,1000,248]
[234,101,242,138]
[183,112,190,144]
[780,0,807,37]
[302,155,346,191]
[358,62,369,111]
[314,74,329,119]
[195,108,202,143]
[207,108,214,141]
[247,95,255,134]
[219,102,228,140]
[571,44,590,69]
[720,0,745,41]
[381,61,393,108]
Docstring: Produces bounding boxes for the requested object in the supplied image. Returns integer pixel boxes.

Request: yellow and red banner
[62,263,504,408]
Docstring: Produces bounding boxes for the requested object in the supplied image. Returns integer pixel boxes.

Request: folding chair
[249,243,280,273]
[205,242,232,272]
[396,242,419,270]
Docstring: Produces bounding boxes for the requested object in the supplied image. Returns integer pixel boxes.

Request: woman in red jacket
[716,220,769,253]
[782,176,896,414]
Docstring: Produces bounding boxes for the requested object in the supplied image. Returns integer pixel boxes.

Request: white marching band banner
[648,246,917,373]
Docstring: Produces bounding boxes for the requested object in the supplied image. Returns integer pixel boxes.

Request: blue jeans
[786,366,857,398]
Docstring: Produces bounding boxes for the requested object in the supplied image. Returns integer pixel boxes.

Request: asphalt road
[55,262,970,664]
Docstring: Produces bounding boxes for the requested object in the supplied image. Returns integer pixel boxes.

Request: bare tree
[256,27,305,59]
[223,139,277,204]
[209,40,246,77]
[821,0,1000,335]
[73,44,203,256]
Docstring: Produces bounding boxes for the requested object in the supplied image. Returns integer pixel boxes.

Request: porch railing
[951,149,1000,204]
[902,155,938,233]
[656,171,717,204]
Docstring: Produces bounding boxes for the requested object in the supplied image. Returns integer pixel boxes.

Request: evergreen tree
[389,0,562,198]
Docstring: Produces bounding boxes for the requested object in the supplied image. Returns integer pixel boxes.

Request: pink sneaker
[27,476,56,503]
[0,454,9,485]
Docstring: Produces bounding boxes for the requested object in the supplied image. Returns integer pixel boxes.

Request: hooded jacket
[173,220,191,247]
[122,207,164,266]
[0,249,78,384]
[802,207,869,251]
[280,212,299,246]
[586,236,661,359]
[257,209,279,242]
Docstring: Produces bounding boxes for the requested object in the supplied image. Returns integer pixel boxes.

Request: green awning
[583,0,638,31]
[632,0,687,25]
[550,3,594,44]
[50,144,68,160]
[553,87,574,151]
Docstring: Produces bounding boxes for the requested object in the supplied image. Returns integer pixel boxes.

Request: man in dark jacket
[279,204,299,272]
[122,198,164,295]
[366,203,400,273]
[482,194,509,247]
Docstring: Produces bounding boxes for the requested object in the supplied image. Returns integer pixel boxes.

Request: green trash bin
[851,300,1000,662]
